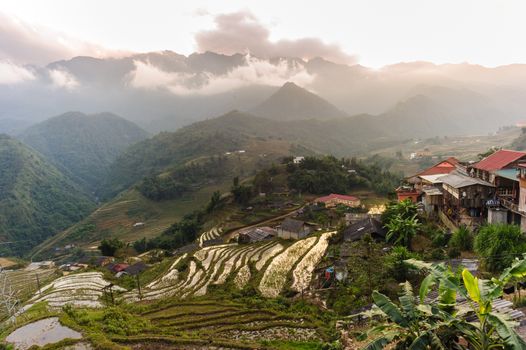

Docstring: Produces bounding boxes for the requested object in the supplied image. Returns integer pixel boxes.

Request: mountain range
[3,51,526,135]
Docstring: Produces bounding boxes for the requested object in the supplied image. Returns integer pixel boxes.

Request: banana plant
[362,282,462,349]
[406,258,526,350]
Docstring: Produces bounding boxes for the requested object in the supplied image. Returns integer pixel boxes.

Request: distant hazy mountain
[0,135,94,255]
[0,118,32,135]
[379,85,504,137]
[3,51,526,135]
[19,112,148,194]
[251,82,348,121]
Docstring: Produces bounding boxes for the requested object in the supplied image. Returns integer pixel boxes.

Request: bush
[447,246,461,258]
[385,246,418,282]
[431,231,449,248]
[102,307,148,336]
[449,226,473,251]
[475,224,526,272]
[98,238,124,257]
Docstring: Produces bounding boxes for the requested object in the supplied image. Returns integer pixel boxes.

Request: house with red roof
[469,150,526,227]
[470,149,526,183]
[396,157,460,205]
[315,193,361,208]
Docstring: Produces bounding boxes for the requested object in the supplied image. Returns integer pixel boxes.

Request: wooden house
[277,218,311,240]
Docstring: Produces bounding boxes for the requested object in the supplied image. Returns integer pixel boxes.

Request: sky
[1,0,526,68]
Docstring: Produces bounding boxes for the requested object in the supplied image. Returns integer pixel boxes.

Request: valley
[2,29,526,348]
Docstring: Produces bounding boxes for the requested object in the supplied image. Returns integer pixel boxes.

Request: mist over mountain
[19,112,148,195]
[0,134,94,255]
[2,50,526,136]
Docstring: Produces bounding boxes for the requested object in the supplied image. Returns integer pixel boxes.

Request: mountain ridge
[19,111,149,195]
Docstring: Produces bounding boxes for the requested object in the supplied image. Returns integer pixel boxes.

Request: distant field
[372,128,521,175]
[31,185,226,258]
[0,258,17,268]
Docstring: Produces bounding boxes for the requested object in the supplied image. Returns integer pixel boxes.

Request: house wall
[488,208,508,225]
[397,192,419,203]
[519,178,526,213]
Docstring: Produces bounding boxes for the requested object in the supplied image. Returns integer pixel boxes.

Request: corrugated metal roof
[419,174,447,184]
[473,150,526,171]
[422,187,443,195]
[416,157,459,176]
[495,168,519,182]
[440,170,494,189]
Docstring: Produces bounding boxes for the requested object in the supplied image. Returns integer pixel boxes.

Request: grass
[33,293,337,350]
[31,185,226,259]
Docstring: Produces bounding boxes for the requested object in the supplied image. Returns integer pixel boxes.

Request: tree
[98,238,125,256]
[206,191,222,213]
[385,213,421,248]
[474,224,526,273]
[382,199,418,224]
[231,177,253,205]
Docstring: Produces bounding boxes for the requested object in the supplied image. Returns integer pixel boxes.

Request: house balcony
[500,197,526,216]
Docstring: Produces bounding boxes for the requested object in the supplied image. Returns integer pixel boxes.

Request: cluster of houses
[237,193,364,243]
[397,150,526,231]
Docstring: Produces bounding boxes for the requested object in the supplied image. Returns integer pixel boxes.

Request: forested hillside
[19,112,148,195]
[0,135,94,255]
[102,110,400,198]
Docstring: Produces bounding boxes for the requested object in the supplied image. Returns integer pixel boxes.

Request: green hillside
[0,134,95,255]
[101,110,398,198]
[32,137,302,258]
[19,111,148,195]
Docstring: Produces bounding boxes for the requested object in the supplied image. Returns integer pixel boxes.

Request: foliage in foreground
[362,257,526,349]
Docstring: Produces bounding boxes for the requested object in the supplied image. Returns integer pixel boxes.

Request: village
[396,149,526,231]
[5,150,526,349]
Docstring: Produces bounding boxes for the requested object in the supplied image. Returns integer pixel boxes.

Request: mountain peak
[250,82,348,121]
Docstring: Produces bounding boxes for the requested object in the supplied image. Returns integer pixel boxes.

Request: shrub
[385,246,418,282]
[101,307,148,336]
[475,224,526,272]
[447,246,461,258]
[449,226,473,251]
[431,230,449,248]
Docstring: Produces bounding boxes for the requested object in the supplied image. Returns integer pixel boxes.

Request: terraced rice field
[0,268,58,299]
[124,232,332,301]
[198,227,223,247]
[24,272,125,310]
[112,301,322,348]
[124,240,285,302]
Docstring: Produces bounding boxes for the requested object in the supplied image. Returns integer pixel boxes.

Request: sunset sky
[1,0,525,67]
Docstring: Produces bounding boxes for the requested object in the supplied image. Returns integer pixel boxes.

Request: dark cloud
[195,11,357,64]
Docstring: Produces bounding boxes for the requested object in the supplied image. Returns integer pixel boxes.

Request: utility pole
[35,273,42,297]
[0,268,21,325]
[136,274,142,300]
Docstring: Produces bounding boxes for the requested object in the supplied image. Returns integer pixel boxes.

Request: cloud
[0,12,117,65]
[195,11,356,64]
[128,54,314,95]
[48,69,79,90]
[0,60,35,84]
